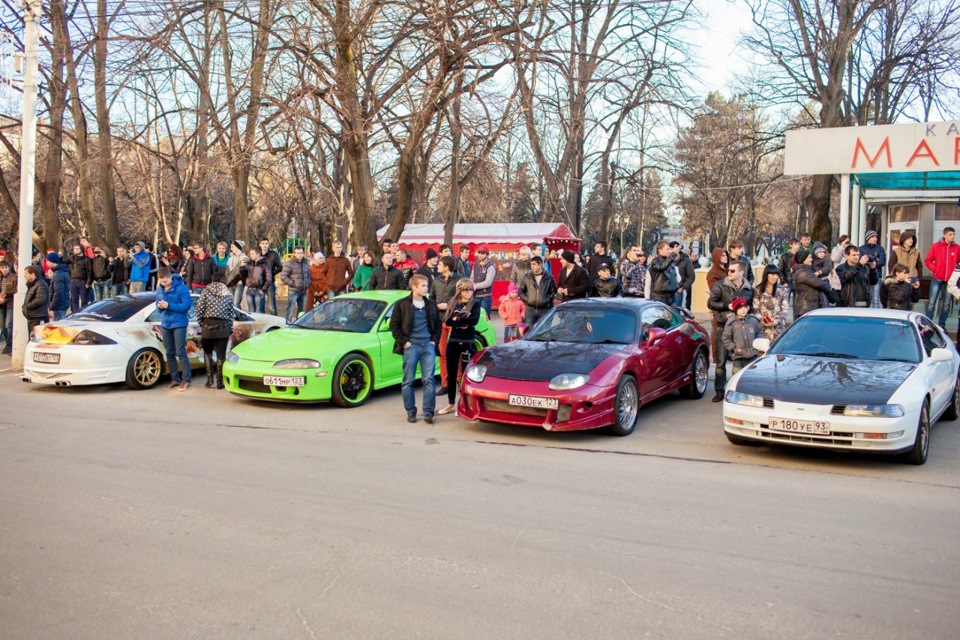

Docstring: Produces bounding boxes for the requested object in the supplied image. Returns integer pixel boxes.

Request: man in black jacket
[258,238,282,315]
[22,265,49,336]
[185,244,216,293]
[557,250,590,302]
[519,256,557,327]
[671,242,696,309]
[648,241,679,304]
[389,274,442,424]
[588,241,616,283]
[707,261,754,402]
[835,245,876,307]
[364,253,404,291]
[64,244,93,313]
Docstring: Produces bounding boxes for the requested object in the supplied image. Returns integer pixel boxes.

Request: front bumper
[222,360,333,402]
[457,377,615,432]
[21,344,129,386]
[722,398,919,453]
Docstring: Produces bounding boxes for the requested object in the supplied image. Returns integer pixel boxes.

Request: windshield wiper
[589,339,623,344]
[799,351,859,359]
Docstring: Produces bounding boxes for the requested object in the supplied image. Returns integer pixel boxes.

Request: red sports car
[457,298,710,435]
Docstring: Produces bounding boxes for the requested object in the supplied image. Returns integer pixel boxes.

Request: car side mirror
[646,327,666,346]
[753,338,771,353]
[517,322,530,338]
[930,347,952,363]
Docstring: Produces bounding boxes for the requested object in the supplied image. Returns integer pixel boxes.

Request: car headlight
[226,351,239,364]
[844,404,904,418]
[465,364,487,383]
[273,359,321,369]
[548,373,589,390]
[725,391,765,408]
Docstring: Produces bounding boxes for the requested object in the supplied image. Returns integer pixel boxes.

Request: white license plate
[508,394,559,410]
[769,417,830,435]
[263,376,305,387]
[32,352,60,364]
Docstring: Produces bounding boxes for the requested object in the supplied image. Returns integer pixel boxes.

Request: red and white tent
[377,222,581,252]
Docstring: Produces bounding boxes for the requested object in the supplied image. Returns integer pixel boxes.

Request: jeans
[926,279,951,326]
[870,281,882,309]
[231,284,245,310]
[246,289,265,314]
[673,291,685,308]
[93,280,111,301]
[161,326,191,383]
[69,280,87,313]
[286,290,307,323]
[266,282,277,315]
[714,326,730,394]
[129,281,146,293]
[731,357,754,374]
[52,309,67,321]
[650,292,675,304]
[0,305,10,347]
[524,306,551,328]
[477,296,492,319]
[111,283,128,297]
[401,341,436,417]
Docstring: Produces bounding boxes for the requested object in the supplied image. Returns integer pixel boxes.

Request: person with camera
[91,246,112,301]
[437,278,481,417]
[835,245,877,308]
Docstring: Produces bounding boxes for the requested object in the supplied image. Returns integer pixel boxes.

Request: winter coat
[519,271,558,309]
[65,254,93,284]
[811,243,833,279]
[736,255,755,285]
[498,296,526,326]
[91,255,111,281]
[389,295,442,355]
[185,254,216,289]
[676,252,696,289]
[618,258,646,297]
[591,277,623,298]
[197,281,235,339]
[242,257,272,292]
[111,256,130,285]
[752,284,789,342]
[722,314,763,360]
[23,277,49,320]
[393,258,419,290]
[880,276,921,311]
[835,261,876,307]
[155,274,192,330]
[792,264,831,318]
[262,250,282,279]
[510,259,532,287]
[648,255,679,296]
[48,264,71,312]
[778,251,796,285]
[430,273,460,309]
[472,259,496,299]
[280,257,312,293]
[324,255,354,293]
[364,265,404,291]
[859,241,887,282]
[226,254,246,287]
[352,264,375,291]
[924,239,960,281]
[890,233,922,278]
[558,264,590,301]
[0,270,17,307]
[129,249,151,283]
[706,248,729,292]
[588,253,617,282]
[707,276,755,326]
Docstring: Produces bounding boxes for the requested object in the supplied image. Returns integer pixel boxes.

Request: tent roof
[855,171,960,191]
[377,223,580,244]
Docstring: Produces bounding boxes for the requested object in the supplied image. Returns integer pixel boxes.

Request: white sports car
[722,308,960,465]
[21,292,285,389]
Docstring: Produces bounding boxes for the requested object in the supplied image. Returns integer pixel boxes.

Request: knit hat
[231,240,245,252]
[561,250,576,263]
[731,297,749,312]
[313,252,325,261]
[46,251,60,265]
[865,230,878,241]
[425,248,438,260]
[812,242,827,255]
[507,283,518,293]
[795,249,811,265]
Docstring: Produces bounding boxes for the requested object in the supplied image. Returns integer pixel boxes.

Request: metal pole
[11,0,41,373]
[839,174,850,240]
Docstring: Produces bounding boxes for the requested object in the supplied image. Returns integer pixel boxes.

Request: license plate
[263,375,305,387]
[32,352,60,364]
[769,417,830,435]
[508,394,559,410]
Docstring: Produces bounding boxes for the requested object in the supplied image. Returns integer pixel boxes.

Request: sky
[690,0,757,94]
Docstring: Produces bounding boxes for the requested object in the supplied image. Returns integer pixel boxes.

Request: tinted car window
[640,305,675,333]
[68,298,152,323]
[146,298,198,323]
[770,316,922,363]
[526,306,636,344]
[916,317,946,357]
[293,298,386,333]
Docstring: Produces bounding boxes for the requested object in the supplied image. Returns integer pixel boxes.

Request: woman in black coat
[792,250,832,318]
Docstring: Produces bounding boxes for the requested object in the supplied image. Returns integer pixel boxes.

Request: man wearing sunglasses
[707,261,754,403]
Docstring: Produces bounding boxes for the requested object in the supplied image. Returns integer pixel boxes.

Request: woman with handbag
[437,278,481,416]
[196,272,235,389]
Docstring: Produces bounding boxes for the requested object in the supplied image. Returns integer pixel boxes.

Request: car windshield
[769,316,922,363]
[293,298,386,333]
[525,306,637,344]
[67,297,153,323]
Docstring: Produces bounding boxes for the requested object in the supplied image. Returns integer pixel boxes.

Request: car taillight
[69,330,117,346]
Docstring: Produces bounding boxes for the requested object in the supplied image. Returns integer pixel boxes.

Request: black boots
[204,355,215,388]
[216,362,224,389]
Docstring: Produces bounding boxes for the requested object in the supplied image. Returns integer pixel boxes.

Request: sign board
[784,120,960,175]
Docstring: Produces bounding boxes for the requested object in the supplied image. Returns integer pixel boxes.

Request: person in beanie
[46,252,70,320]
[196,272,235,388]
[793,249,832,316]
[155,267,193,391]
[498,283,526,342]
[859,230,886,309]
[722,297,763,372]
[390,274,441,424]
[324,240,354,298]
[420,248,439,287]
[557,250,590,302]
[883,263,922,311]
[280,246,312,323]
[591,263,623,297]
[22,265,49,336]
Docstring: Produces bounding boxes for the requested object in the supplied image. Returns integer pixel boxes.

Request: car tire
[608,375,639,437]
[679,349,709,399]
[901,400,930,465]
[725,432,755,446]
[125,348,164,390]
[942,373,960,421]
[331,353,374,408]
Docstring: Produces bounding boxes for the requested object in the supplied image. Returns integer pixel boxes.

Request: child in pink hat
[498,283,526,342]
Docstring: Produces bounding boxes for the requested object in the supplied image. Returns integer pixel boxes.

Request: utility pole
[11,0,41,372]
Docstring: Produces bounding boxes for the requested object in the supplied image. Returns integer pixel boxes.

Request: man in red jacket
[924,227,960,329]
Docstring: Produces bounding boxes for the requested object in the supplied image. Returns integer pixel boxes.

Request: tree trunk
[39,0,67,250]
[94,0,120,248]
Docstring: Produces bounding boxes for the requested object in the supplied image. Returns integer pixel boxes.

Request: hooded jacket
[722,314,763,360]
[777,250,796,285]
[811,242,833,280]
[880,276,921,311]
[242,257,272,292]
[708,275,754,326]
[155,274,192,329]
[48,263,71,311]
[706,248,728,292]
[498,295,526,325]
[859,240,887,278]
[130,245,152,283]
[890,232,922,278]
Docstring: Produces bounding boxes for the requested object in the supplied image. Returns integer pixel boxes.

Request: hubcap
[135,352,160,385]
[695,354,708,393]
[919,408,930,455]
[340,361,370,401]
[617,381,638,428]
[953,378,959,409]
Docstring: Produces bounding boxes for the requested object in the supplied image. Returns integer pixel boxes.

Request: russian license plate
[263,375,305,387]
[32,352,60,364]
[508,394,559,410]
[769,417,830,435]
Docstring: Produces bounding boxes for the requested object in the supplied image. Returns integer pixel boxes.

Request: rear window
[68,298,152,323]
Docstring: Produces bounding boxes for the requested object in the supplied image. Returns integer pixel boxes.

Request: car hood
[475,340,623,381]
[233,327,358,361]
[735,354,916,405]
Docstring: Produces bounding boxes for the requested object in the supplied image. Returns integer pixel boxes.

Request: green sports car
[222,290,497,406]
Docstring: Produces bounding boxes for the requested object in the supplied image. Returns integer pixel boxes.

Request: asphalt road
[1,352,959,639]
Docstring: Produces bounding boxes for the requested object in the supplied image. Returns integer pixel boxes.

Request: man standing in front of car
[280,246,311,323]
[258,238,282,315]
[859,230,887,309]
[471,246,496,317]
[518,256,557,327]
[156,267,193,391]
[390,274,441,424]
[924,226,960,330]
[324,240,354,298]
[708,260,754,403]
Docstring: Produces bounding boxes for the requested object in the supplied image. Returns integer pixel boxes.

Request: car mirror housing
[930,347,952,363]
[753,338,771,353]
[646,327,666,346]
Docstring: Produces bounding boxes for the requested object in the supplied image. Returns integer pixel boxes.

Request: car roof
[560,297,668,312]
[337,290,412,302]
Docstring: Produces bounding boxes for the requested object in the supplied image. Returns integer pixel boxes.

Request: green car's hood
[232,326,375,362]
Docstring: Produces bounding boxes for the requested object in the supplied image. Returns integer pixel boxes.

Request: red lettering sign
[851,137,892,169]
[907,139,940,167]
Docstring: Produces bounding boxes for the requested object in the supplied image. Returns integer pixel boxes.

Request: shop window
[889,205,919,222]
[935,203,960,220]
